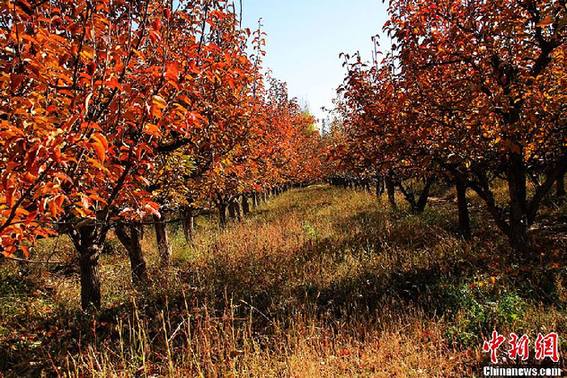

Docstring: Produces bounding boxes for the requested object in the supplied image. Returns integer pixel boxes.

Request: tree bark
[455,177,471,240]
[69,224,104,310]
[229,199,242,221]
[182,207,195,243]
[115,223,148,286]
[218,202,227,227]
[79,246,101,310]
[228,201,236,220]
[153,214,172,267]
[242,195,250,216]
[385,173,397,210]
[398,177,434,214]
[375,175,384,197]
[415,177,434,213]
[252,192,259,208]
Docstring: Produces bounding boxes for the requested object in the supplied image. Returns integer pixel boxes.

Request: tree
[386,0,566,255]
[332,0,566,254]
[0,0,245,309]
[1,0,327,309]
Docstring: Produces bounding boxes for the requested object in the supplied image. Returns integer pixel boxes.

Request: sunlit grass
[0,185,565,376]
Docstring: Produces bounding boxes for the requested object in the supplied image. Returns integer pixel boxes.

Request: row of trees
[0,0,324,309]
[329,0,566,255]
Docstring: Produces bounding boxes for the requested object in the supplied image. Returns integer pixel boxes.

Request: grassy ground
[0,185,565,377]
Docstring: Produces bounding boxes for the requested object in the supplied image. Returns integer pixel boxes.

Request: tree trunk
[557,171,566,197]
[398,177,434,214]
[115,224,148,286]
[385,174,397,210]
[415,177,434,213]
[228,201,236,220]
[218,202,227,227]
[507,153,531,257]
[455,177,471,240]
[231,199,242,221]
[153,214,172,267]
[242,195,250,216]
[79,246,102,310]
[69,224,104,310]
[252,192,259,208]
[182,207,195,243]
[466,158,567,260]
[375,176,384,197]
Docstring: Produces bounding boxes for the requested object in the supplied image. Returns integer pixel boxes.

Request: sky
[241,0,390,124]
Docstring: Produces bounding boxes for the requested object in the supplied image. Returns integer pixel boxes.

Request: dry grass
[0,185,565,377]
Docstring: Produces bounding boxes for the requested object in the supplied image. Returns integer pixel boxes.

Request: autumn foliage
[0,0,323,308]
[330,0,566,254]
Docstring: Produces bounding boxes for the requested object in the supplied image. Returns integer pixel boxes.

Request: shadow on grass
[1,186,565,376]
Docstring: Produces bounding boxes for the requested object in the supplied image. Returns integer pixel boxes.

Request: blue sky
[241,0,389,123]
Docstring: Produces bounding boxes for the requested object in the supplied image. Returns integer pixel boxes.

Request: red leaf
[90,133,108,162]
[166,62,180,83]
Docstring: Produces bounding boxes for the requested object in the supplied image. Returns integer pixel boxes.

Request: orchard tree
[333,0,565,252]
[0,0,251,309]
[386,0,566,255]
[335,56,437,213]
